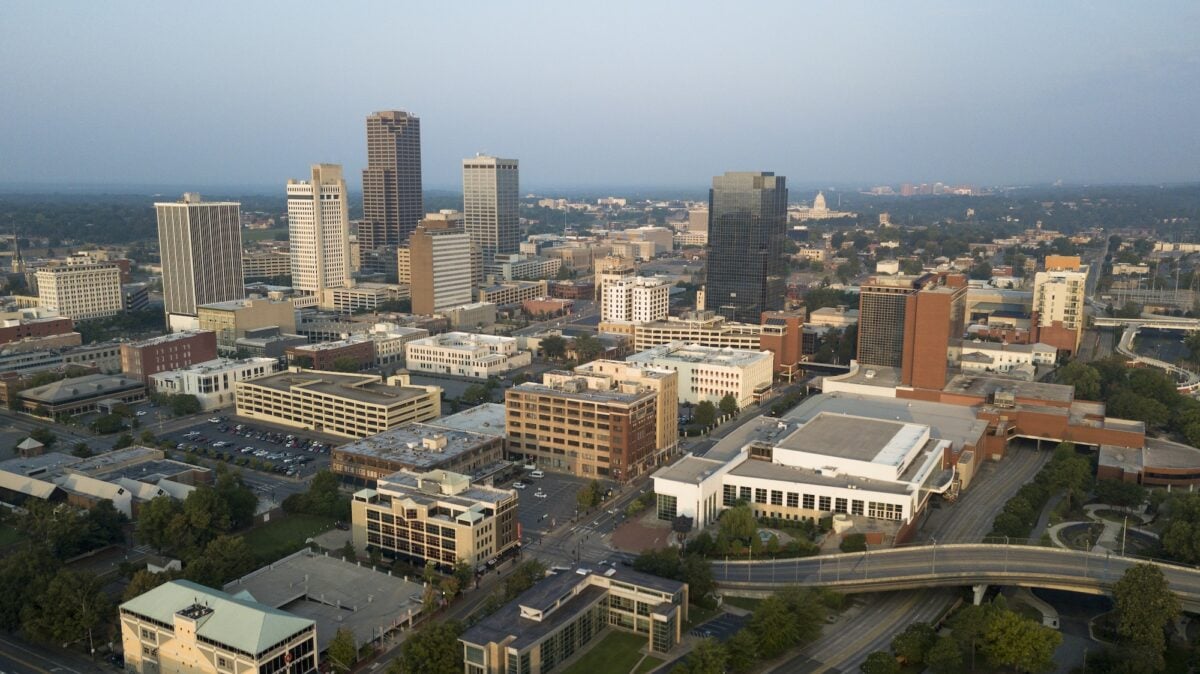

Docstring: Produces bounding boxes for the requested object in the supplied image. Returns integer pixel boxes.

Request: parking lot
[688,612,749,641]
[501,470,604,541]
[160,417,335,481]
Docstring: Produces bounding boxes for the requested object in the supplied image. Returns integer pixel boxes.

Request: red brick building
[121,331,218,384]
[286,339,376,372]
[0,316,75,345]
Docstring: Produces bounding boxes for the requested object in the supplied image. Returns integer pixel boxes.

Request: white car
[512,482,527,490]
[534,491,548,499]
[208,417,221,423]
[136,410,147,417]
[530,470,545,479]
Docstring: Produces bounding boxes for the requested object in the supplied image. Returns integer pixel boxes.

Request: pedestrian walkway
[1046,504,1157,553]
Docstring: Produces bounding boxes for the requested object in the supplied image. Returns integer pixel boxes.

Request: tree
[113,432,135,449]
[168,393,202,417]
[1113,563,1181,671]
[1094,479,1147,510]
[925,635,963,674]
[398,620,464,674]
[186,535,255,587]
[0,546,59,630]
[859,652,900,674]
[326,627,358,673]
[70,441,93,458]
[541,334,567,360]
[1056,361,1101,400]
[123,569,175,601]
[724,628,758,673]
[677,638,727,674]
[29,426,57,448]
[981,610,1060,673]
[341,540,356,561]
[718,504,756,544]
[503,560,547,600]
[693,400,717,427]
[461,384,490,405]
[576,482,596,511]
[214,468,258,530]
[183,484,233,544]
[331,355,361,372]
[1162,493,1200,563]
[840,533,867,553]
[136,496,182,552]
[890,622,936,665]
[718,394,738,418]
[453,560,474,591]
[571,334,604,364]
[749,595,800,659]
[21,569,111,650]
[91,413,126,434]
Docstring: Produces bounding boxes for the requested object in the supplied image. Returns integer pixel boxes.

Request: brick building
[120,331,218,385]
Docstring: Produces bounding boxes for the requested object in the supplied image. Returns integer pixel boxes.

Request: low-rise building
[484,254,561,282]
[352,468,518,570]
[149,357,277,410]
[627,342,773,408]
[197,297,298,354]
[333,423,506,486]
[120,580,318,674]
[958,341,1057,375]
[808,306,859,332]
[286,339,376,372]
[405,332,531,378]
[320,282,410,313]
[460,566,688,674]
[477,280,549,307]
[17,372,146,415]
[632,310,805,377]
[0,314,74,346]
[235,369,441,439]
[121,331,219,384]
[443,302,499,330]
[241,250,293,279]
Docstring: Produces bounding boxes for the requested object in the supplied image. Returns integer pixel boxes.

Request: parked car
[512,482,527,489]
[530,470,545,479]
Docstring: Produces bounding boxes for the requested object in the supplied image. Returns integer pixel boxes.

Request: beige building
[235,369,441,439]
[197,297,297,354]
[352,468,518,570]
[633,312,762,352]
[154,193,245,322]
[35,264,123,321]
[1032,256,1088,353]
[408,215,474,314]
[405,332,531,378]
[463,156,520,262]
[120,579,317,674]
[600,276,671,325]
[627,342,774,408]
[320,282,410,313]
[477,280,548,306]
[544,360,679,458]
[287,164,351,302]
[241,250,292,279]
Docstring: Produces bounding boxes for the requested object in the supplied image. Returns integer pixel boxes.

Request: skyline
[2,2,1198,190]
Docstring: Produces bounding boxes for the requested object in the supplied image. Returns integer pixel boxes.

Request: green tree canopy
[981,610,1061,673]
[693,400,717,427]
[541,334,567,360]
[860,651,900,674]
[397,620,464,674]
[674,638,727,674]
[1113,563,1181,672]
[924,635,963,674]
[717,503,756,544]
[326,627,358,673]
[20,569,111,648]
[890,621,937,665]
[718,394,739,418]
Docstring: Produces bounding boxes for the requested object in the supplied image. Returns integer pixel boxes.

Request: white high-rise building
[601,276,671,324]
[1032,258,1089,354]
[35,264,123,321]
[287,164,351,300]
[463,155,519,263]
[154,193,244,327]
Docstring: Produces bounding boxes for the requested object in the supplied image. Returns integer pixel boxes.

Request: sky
[2,1,1198,192]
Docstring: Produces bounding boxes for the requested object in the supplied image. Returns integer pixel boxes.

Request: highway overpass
[713,544,1200,611]
[1093,316,1200,331]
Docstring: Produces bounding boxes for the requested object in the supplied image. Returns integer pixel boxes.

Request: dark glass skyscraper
[361,110,423,248]
[705,171,788,323]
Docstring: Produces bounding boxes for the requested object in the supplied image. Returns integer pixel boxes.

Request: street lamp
[930,537,937,575]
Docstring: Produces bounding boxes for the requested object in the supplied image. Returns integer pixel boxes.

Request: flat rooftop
[67,446,161,473]
[629,343,770,367]
[509,382,652,405]
[224,550,421,654]
[0,451,81,477]
[776,413,922,466]
[335,424,498,469]
[728,458,913,495]
[944,374,1075,404]
[129,331,212,347]
[1100,438,1200,474]
[787,392,991,453]
[378,470,512,505]
[245,371,431,405]
[426,403,507,438]
[654,455,726,484]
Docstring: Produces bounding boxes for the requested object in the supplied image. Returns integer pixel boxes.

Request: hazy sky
[2,1,1198,191]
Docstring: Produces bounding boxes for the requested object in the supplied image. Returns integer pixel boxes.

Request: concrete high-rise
[705,172,788,323]
[1032,255,1088,356]
[362,110,423,247]
[407,213,473,314]
[463,155,519,262]
[287,164,351,299]
[856,272,966,390]
[154,193,244,326]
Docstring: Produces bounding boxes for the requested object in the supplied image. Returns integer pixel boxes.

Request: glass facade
[705,172,788,323]
[656,493,677,521]
[856,284,911,368]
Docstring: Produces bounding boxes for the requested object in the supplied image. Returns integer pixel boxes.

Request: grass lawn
[242,514,337,561]
[721,596,763,612]
[561,631,651,674]
[633,656,664,673]
[684,604,720,630]
[0,524,25,547]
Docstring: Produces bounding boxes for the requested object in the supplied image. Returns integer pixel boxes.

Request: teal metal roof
[120,580,313,656]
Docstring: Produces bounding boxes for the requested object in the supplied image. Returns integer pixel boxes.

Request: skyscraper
[407,213,473,314]
[155,193,244,327]
[362,110,423,247]
[856,272,966,390]
[705,172,788,323]
[287,164,351,298]
[463,155,519,262]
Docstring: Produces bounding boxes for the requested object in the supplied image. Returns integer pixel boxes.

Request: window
[818,496,831,511]
[851,500,864,516]
[786,492,799,508]
[656,494,677,521]
[803,493,815,509]
[834,498,848,514]
[754,488,767,504]
[739,486,751,502]
[723,484,737,507]
[770,490,783,506]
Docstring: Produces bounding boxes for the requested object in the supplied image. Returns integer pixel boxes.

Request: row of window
[723,484,903,520]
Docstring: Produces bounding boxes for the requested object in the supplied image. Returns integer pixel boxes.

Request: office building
[408,215,474,314]
[286,339,376,372]
[150,357,276,410]
[705,172,788,322]
[484,254,561,282]
[352,468,518,569]
[599,276,671,331]
[855,273,967,390]
[405,332,531,378]
[477,280,549,306]
[241,250,292,279]
[17,373,146,416]
[463,155,520,262]
[120,580,318,674]
[287,164,352,301]
[1032,255,1088,355]
[197,298,297,354]
[320,282,410,314]
[0,314,73,346]
[333,422,506,486]
[35,264,123,321]
[627,342,773,408]
[235,370,441,439]
[120,331,219,385]
[154,193,244,324]
[687,208,709,234]
[362,110,423,247]
[857,275,921,369]
[460,566,688,674]
[443,302,499,330]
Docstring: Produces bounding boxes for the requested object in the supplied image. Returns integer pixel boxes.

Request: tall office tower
[1032,255,1088,356]
[857,273,967,387]
[361,110,423,247]
[462,155,519,262]
[408,214,473,314]
[705,172,788,323]
[154,193,244,327]
[287,164,351,298]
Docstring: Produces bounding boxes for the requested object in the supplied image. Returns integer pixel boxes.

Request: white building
[484,254,561,282]
[1032,264,1088,351]
[807,306,859,332]
[287,164,351,301]
[652,411,949,531]
[875,259,900,275]
[149,357,277,410]
[405,332,532,378]
[463,156,520,262]
[959,341,1057,375]
[35,264,124,321]
[601,276,671,324]
[626,342,773,408]
[154,193,245,323]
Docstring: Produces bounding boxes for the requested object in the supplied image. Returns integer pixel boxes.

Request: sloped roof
[0,470,60,500]
[155,479,195,500]
[120,580,314,657]
[113,477,167,501]
[15,437,43,451]
[55,473,127,501]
